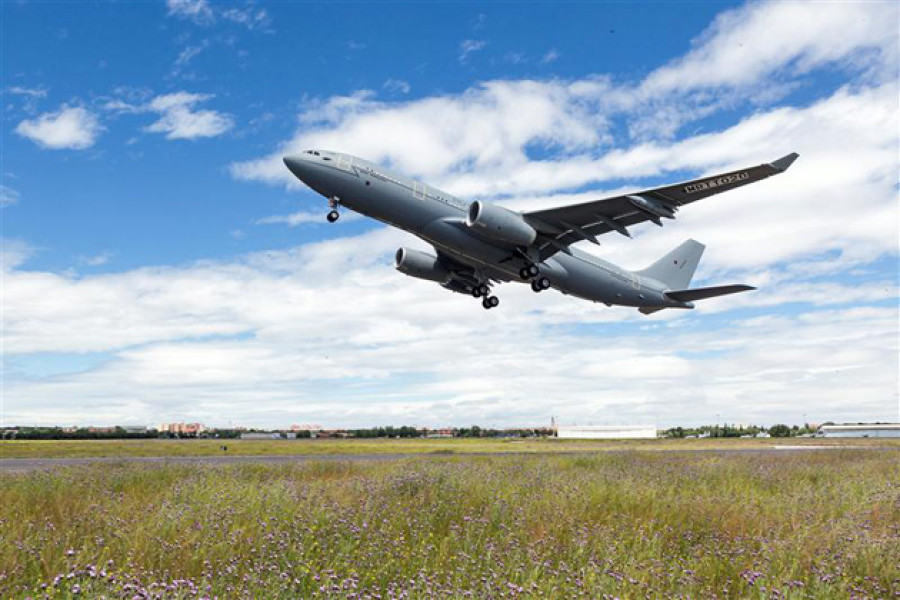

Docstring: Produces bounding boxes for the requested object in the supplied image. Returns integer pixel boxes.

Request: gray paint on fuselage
[284,151,680,309]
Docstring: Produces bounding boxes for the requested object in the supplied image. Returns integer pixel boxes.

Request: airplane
[283,150,798,313]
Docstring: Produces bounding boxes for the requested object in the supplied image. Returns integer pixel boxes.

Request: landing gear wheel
[531,280,542,293]
[488,296,499,308]
[477,284,490,297]
[519,266,531,280]
[527,264,540,278]
[537,276,551,290]
[472,287,483,298]
[482,297,492,309]
[326,210,340,223]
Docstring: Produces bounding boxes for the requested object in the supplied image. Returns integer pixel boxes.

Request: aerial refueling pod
[466,201,537,246]
[626,195,676,220]
[394,248,450,283]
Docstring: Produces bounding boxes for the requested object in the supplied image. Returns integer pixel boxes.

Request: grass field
[2,436,898,459]
[1,448,898,598]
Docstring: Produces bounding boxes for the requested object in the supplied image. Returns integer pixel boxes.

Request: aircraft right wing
[523,153,798,260]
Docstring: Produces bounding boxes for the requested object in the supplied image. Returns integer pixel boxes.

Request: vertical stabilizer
[637,239,705,290]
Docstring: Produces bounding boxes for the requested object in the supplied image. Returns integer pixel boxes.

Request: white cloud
[382,79,411,95]
[0,185,20,208]
[166,0,270,30]
[78,252,113,267]
[166,0,214,25]
[7,86,48,98]
[540,49,560,64]
[144,92,233,140]
[642,1,898,95]
[459,39,486,62]
[2,234,896,426]
[15,106,103,150]
[220,6,270,30]
[172,40,209,76]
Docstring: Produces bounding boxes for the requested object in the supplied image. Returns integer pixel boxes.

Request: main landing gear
[471,283,500,310]
[519,260,551,293]
[530,277,551,293]
[518,263,540,280]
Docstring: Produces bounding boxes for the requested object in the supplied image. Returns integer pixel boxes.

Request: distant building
[556,425,657,439]
[291,424,323,432]
[426,428,454,439]
[87,426,116,434]
[240,432,282,440]
[817,423,900,438]
[122,425,148,434]
[159,422,207,436]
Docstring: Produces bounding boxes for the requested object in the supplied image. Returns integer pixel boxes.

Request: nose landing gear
[326,197,340,223]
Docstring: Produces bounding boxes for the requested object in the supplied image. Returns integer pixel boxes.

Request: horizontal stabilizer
[665,284,755,303]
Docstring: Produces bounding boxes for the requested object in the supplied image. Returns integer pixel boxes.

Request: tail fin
[637,239,705,290]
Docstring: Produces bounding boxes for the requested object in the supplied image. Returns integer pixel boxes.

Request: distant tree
[768,424,792,438]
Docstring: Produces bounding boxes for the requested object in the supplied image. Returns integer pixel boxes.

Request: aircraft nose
[283,155,307,179]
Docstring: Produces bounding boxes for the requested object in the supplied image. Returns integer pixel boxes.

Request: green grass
[1,450,897,598]
[2,436,896,459]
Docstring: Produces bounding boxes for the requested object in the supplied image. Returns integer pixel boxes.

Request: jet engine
[466,201,537,246]
[394,248,450,283]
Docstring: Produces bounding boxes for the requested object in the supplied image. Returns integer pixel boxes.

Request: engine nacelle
[394,248,450,283]
[466,201,537,247]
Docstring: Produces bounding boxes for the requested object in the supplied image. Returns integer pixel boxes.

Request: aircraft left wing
[523,153,798,260]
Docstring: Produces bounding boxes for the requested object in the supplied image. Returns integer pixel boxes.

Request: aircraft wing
[523,153,798,260]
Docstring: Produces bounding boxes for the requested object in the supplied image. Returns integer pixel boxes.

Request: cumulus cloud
[15,105,103,150]
[143,92,234,140]
[641,1,898,95]
[2,231,896,426]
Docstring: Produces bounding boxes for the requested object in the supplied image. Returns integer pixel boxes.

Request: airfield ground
[1,440,897,598]
[2,435,898,459]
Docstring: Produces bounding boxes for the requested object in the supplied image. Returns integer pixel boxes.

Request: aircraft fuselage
[283,150,689,310]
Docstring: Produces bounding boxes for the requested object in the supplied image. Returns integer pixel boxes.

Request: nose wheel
[326,210,340,223]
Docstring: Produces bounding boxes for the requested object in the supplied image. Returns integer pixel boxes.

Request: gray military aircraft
[283,150,798,313]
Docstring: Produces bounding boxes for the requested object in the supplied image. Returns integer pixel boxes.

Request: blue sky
[2,0,898,429]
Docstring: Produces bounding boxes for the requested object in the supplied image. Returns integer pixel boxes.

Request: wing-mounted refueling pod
[626,195,677,226]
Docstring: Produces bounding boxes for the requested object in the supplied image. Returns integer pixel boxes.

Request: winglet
[770,152,799,173]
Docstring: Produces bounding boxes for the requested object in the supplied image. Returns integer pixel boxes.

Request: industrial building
[816,423,900,438]
[556,425,657,439]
